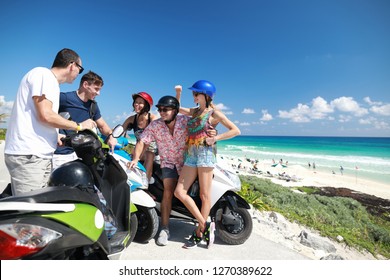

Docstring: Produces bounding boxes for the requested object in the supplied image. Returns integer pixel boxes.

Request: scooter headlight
[128,166,148,189]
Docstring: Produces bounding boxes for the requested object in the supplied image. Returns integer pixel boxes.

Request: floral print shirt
[140,115,189,173]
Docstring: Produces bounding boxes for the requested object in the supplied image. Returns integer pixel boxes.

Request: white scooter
[150,154,253,245]
[109,138,159,243]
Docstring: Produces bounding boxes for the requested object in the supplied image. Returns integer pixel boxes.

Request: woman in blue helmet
[174,80,240,249]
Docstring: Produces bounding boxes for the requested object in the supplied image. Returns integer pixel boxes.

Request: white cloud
[239,122,251,126]
[370,103,390,116]
[260,109,273,121]
[214,103,229,111]
[0,95,14,114]
[215,103,233,115]
[338,114,352,123]
[242,108,255,114]
[359,117,389,130]
[363,97,382,106]
[358,118,372,125]
[278,103,312,123]
[112,112,132,125]
[278,96,334,123]
[277,95,376,124]
[373,120,389,130]
[310,96,333,119]
[330,96,368,117]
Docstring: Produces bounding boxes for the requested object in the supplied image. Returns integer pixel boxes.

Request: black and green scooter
[0,126,138,260]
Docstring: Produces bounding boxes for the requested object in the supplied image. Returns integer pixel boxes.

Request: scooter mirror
[111,125,124,138]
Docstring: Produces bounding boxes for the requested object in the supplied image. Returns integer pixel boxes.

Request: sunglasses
[73,62,84,74]
[157,107,173,113]
[193,92,202,97]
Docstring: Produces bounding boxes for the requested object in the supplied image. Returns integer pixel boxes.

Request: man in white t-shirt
[4,48,96,196]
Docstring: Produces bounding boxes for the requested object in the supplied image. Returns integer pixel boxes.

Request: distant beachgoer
[313,162,316,169]
[340,166,344,175]
[308,162,311,168]
[332,170,336,175]
[253,163,258,170]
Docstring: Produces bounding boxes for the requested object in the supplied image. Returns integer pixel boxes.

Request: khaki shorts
[5,154,52,196]
[52,152,79,170]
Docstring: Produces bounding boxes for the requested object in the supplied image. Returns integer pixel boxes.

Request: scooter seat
[0,185,101,208]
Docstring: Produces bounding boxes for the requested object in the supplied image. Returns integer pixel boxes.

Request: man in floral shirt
[128,95,215,246]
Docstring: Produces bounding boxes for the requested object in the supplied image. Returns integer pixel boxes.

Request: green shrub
[0,129,6,140]
[239,175,390,258]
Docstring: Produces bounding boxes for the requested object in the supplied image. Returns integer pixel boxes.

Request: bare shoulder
[210,108,225,120]
[150,113,158,121]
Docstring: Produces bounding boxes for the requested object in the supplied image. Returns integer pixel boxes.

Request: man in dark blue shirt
[52,71,117,169]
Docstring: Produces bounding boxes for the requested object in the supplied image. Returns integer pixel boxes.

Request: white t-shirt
[5,67,60,158]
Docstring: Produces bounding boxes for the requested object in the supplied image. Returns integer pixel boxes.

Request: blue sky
[0,0,389,137]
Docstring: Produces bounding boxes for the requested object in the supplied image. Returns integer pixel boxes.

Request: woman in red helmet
[122,92,157,182]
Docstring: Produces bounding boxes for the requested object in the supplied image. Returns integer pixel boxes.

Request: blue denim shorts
[161,166,179,179]
[184,145,216,168]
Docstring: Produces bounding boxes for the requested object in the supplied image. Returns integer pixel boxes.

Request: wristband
[76,123,82,131]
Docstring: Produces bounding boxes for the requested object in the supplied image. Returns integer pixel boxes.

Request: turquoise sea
[217,136,390,186]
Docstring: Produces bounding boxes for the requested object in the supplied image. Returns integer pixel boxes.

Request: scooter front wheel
[134,206,159,243]
[129,213,138,244]
[215,206,253,245]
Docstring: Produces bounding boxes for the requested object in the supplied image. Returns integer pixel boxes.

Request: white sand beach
[220,155,390,200]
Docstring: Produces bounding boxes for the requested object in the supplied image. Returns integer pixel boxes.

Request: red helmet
[132,92,153,107]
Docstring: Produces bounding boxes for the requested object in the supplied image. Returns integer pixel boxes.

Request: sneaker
[156,229,170,246]
[183,231,202,249]
[203,222,215,248]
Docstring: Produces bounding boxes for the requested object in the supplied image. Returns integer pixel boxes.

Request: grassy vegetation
[0,129,6,140]
[238,175,390,259]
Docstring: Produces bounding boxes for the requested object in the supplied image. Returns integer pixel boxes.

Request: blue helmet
[188,80,216,99]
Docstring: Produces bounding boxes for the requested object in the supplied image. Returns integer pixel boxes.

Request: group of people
[3,48,241,249]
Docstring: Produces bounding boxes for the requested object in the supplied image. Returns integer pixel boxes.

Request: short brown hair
[79,71,104,87]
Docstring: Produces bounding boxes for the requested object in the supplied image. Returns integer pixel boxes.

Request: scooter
[116,132,253,245]
[0,126,137,260]
[149,158,253,245]
[110,140,159,244]
[99,133,159,243]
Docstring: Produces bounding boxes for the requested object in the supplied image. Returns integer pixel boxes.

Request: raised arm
[175,85,191,116]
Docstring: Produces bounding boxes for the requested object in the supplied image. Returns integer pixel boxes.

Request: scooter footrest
[108,231,128,254]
